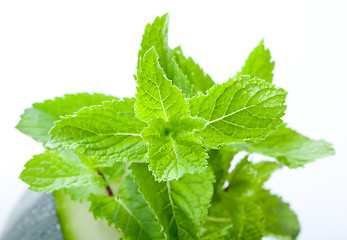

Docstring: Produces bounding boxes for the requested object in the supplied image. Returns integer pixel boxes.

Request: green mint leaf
[226,157,259,194]
[226,158,280,194]
[16,93,117,144]
[219,196,264,240]
[19,151,104,193]
[136,47,189,122]
[202,202,232,240]
[254,189,300,239]
[230,200,265,240]
[130,163,214,240]
[207,148,236,202]
[204,158,281,239]
[200,229,231,240]
[138,14,195,97]
[173,46,215,93]
[189,75,287,148]
[205,196,264,240]
[253,161,282,184]
[141,116,208,181]
[89,175,165,240]
[207,158,292,239]
[62,184,106,203]
[231,124,335,168]
[240,40,275,83]
[47,98,148,166]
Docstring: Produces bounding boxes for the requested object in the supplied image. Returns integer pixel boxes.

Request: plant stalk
[97,171,114,197]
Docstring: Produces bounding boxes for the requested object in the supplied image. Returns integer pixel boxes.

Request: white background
[0,0,346,239]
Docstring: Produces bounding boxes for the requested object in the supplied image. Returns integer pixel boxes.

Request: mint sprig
[15,13,334,240]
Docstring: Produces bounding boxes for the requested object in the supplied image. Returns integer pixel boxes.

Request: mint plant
[16,14,334,240]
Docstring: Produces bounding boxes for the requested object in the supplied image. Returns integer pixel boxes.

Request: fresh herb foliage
[16,14,334,240]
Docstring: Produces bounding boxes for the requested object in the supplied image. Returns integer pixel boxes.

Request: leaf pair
[17,93,125,201]
[138,14,214,97]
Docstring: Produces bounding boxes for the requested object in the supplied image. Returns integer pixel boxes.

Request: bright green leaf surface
[63,162,127,202]
[16,93,117,144]
[226,158,280,193]
[254,190,300,239]
[205,195,264,240]
[136,47,189,122]
[226,157,258,194]
[47,98,148,166]
[99,162,127,182]
[173,46,215,93]
[130,163,214,240]
[201,228,232,240]
[138,14,195,97]
[253,161,282,184]
[89,175,165,240]
[204,158,282,240]
[204,201,231,236]
[240,40,275,83]
[189,75,287,148]
[141,116,208,181]
[20,151,104,193]
[204,195,238,239]
[207,148,236,202]
[235,201,265,240]
[219,195,264,240]
[231,124,335,168]
[63,184,106,203]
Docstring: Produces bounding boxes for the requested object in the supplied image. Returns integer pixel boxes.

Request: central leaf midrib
[54,124,141,139]
[169,137,180,178]
[207,105,252,125]
[152,58,169,122]
[166,181,180,239]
